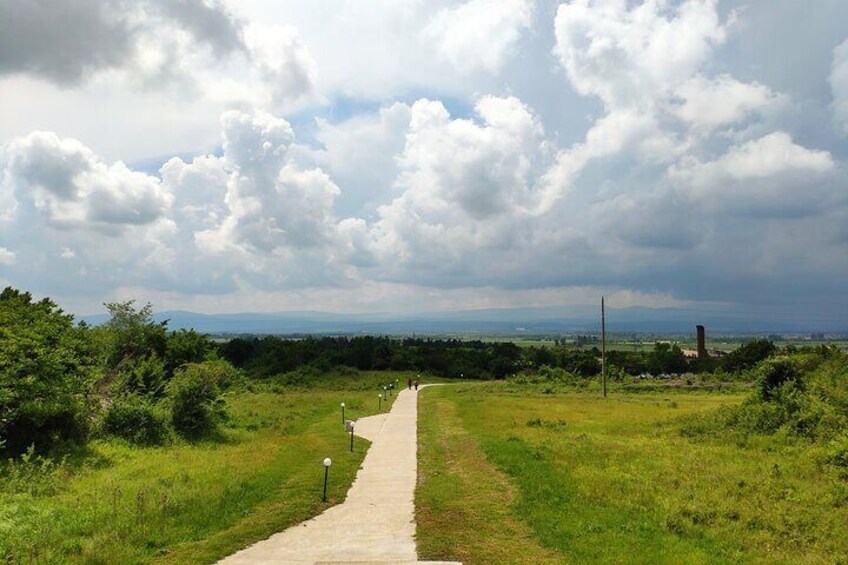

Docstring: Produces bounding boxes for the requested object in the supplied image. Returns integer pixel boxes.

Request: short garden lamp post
[378,393,383,411]
[322,458,332,502]
[349,421,355,452]
[340,402,345,425]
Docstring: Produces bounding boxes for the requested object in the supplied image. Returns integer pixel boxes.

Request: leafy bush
[683,351,848,444]
[167,362,228,439]
[165,329,215,373]
[511,366,580,385]
[116,354,168,397]
[271,367,314,387]
[0,287,95,455]
[826,434,848,468]
[103,396,168,445]
[757,357,802,400]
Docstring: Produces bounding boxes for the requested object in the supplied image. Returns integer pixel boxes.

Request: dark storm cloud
[0,0,133,84]
[149,0,245,56]
[0,0,245,85]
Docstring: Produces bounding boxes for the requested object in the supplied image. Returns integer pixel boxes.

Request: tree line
[0,284,798,457]
[219,334,782,381]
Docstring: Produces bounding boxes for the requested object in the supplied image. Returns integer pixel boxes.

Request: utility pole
[601,296,607,398]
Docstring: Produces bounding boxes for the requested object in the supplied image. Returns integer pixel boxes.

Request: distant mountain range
[80,305,847,335]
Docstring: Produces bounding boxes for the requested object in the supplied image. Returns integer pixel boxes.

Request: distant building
[696,325,707,359]
[683,324,726,359]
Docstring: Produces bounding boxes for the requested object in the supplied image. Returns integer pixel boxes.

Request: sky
[0,0,846,325]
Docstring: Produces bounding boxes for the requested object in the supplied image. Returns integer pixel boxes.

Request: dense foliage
[220,335,759,381]
[683,348,848,454]
[0,287,230,456]
[221,336,526,379]
[3,283,840,457]
[167,363,228,439]
[0,288,95,454]
[222,335,613,380]
[103,395,168,445]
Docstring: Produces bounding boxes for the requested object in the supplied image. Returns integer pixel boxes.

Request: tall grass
[417,383,848,564]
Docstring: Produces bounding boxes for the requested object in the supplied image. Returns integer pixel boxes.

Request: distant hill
[79,305,847,335]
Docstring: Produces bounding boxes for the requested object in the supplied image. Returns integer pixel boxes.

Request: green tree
[0,288,95,455]
[101,301,168,373]
[722,339,776,373]
[165,329,214,374]
[648,342,688,375]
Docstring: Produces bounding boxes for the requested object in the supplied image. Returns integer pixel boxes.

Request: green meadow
[0,373,403,564]
[416,383,848,564]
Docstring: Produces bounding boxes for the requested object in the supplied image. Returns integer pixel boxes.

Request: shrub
[116,354,168,397]
[188,359,240,390]
[510,366,579,385]
[165,329,215,373]
[0,287,95,456]
[683,351,848,442]
[167,363,228,439]
[272,368,313,387]
[757,357,802,401]
[826,434,848,468]
[103,396,168,445]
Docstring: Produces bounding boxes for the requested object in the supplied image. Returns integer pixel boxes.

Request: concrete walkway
[219,385,458,565]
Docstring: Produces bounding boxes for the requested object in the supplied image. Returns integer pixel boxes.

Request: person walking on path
[414,379,419,390]
[407,377,412,390]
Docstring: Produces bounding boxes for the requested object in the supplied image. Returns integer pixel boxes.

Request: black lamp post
[322,458,332,502]
[349,423,355,452]
[340,402,345,425]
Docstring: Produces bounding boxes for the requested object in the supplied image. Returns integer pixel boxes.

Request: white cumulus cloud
[426,0,533,73]
[669,132,837,217]
[553,0,727,110]
[366,96,551,272]
[1,131,171,231]
[670,132,835,189]
[670,74,780,129]
[0,247,15,266]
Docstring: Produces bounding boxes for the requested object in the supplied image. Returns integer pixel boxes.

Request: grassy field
[465,335,848,353]
[0,371,406,564]
[417,383,848,564]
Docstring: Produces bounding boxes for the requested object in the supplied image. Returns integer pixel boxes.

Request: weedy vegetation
[417,348,848,564]
[0,287,405,563]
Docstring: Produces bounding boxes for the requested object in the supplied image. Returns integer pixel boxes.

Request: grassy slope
[417,383,848,564]
[0,372,405,564]
[416,386,561,564]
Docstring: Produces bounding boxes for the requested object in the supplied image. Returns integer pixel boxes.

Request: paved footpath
[219,385,459,565]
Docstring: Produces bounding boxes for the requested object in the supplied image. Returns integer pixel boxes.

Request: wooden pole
[601,296,607,398]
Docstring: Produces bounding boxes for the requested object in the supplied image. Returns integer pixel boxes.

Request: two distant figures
[407,377,419,390]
